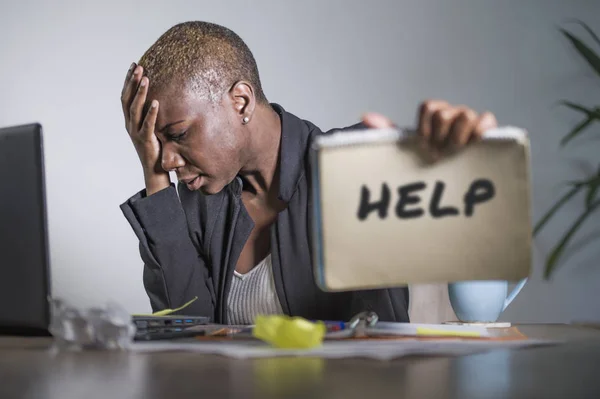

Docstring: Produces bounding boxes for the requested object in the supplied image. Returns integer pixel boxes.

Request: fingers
[129,76,149,132]
[431,106,464,147]
[418,100,448,142]
[121,62,136,97]
[141,100,159,139]
[417,99,498,151]
[121,65,144,123]
[473,111,498,140]
[448,108,478,147]
[362,112,394,129]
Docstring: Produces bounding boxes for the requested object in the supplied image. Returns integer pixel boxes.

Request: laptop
[132,315,211,341]
[0,123,52,335]
[132,315,210,330]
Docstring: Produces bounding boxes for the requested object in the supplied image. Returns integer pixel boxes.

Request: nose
[161,144,185,172]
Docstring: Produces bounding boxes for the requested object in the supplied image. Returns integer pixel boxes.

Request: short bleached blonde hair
[139,21,268,104]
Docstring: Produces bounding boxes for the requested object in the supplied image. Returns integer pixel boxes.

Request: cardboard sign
[310,127,532,292]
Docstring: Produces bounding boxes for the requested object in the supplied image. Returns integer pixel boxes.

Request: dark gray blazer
[120,104,410,323]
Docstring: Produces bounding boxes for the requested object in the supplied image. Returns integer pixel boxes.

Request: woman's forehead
[151,90,202,127]
[149,82,229,130]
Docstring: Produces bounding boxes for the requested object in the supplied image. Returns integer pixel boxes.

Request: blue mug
[447,279,527,323]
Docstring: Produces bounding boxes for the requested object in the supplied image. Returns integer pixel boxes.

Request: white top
[226,253,284,325]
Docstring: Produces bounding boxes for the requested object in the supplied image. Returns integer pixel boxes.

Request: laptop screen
[0,123,51,334]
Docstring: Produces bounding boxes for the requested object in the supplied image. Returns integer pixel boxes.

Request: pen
[312,320,346,332]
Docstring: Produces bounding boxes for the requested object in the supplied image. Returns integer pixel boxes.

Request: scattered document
[132,337,558,360]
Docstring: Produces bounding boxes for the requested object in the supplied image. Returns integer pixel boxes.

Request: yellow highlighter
[415,327,483,338]
[367,322,490,338]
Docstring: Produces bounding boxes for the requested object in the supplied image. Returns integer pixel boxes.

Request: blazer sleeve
[323,121,368,135]
[120,184,215,318]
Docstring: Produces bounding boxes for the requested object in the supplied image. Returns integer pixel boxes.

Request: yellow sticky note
[253,315,326,349]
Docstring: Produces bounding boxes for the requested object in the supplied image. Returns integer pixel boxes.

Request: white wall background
[0,0,598,322]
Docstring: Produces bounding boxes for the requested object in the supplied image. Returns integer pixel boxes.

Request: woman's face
[148,87,249,195]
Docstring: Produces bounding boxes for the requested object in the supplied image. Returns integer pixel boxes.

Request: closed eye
[169,131,187,142]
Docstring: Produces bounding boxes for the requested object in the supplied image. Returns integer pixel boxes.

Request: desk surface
[2,324,600,399]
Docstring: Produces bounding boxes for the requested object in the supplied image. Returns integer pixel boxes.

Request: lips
[182,176,202,190]
[182,177,197,185]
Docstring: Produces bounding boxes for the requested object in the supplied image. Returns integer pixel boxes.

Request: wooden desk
[1,324,600,399]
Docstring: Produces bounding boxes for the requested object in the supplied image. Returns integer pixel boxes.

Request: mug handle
[503,278,527,311]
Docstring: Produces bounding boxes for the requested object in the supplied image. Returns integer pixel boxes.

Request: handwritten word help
[357,179,495,221]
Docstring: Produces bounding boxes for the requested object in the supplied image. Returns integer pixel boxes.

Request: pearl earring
[242,116,250,125]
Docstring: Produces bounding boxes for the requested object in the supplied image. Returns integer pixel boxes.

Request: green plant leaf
[560,28,600,78]
[534,184,583,235]
[567,179,592,187]
[561,116,594,146]
[586,175,600,208]
[558,101,600,145]
[544,199,600,278]
[574,20,600,48]
[560,101,600,118]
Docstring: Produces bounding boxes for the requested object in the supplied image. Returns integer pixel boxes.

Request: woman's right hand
[121,63,170,195]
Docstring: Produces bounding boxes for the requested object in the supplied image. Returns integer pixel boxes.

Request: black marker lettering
[464,179,495,217]
[357,184,391,220]
[396,182,426,219]
[430,181,459,218]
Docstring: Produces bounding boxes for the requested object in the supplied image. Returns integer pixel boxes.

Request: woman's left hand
[361,100,498,155]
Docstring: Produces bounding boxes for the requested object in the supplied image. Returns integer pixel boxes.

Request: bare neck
[238,103,282,201]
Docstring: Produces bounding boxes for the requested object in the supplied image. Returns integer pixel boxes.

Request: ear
[228,81,256,124]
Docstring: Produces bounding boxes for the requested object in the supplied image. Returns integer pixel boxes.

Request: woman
[119,21,498,324]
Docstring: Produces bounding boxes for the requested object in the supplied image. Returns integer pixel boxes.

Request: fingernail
[140,78,147,87]
[151,100,158,108]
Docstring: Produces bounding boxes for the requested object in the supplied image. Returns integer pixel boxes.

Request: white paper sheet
[131,338,558,360]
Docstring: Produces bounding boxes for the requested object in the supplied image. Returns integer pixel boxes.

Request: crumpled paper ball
[48,297,136,351]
